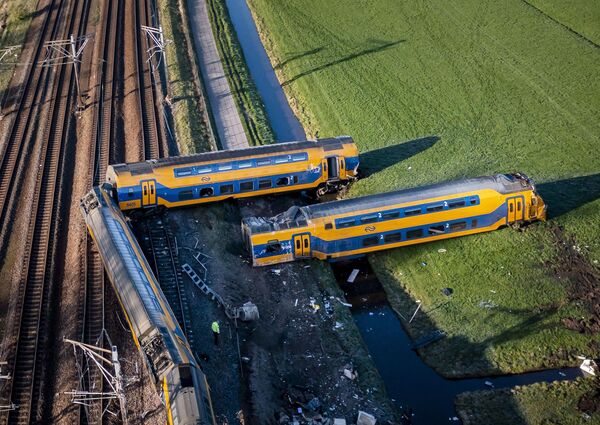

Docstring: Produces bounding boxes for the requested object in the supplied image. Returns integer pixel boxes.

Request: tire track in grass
[439,1,600,140]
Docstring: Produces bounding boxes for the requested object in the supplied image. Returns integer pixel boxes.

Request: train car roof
[305,174,532,219]
[110,136,354,176]
[243,174,534,233]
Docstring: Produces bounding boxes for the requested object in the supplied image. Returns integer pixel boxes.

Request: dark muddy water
[225,0,306,142]
[333,259,583,424]
[226,4,584,423]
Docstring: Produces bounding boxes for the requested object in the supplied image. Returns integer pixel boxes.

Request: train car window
[361,214,378,224]
[471,219,478,228]
[218,162,233,171]
[240,181,254,192]
[384,232,402,243]
[220,184,234,194]
[256,158,271,166]
[404,207,421,216]
[304,238,309,248]
[258,179,272,189]
[517,201,522,211]
[199,187,213,197]
[382,211,400,220]
[337,218,355,228]
[238,160,253,169]
[179,366,194,388]
[296,219,307,227]
[428,225,445,235]
[178,190,194,201]
[324,223,333,230]
[128,188,134,198]
[426,204,444,213]
[276,177,289,186]
[340,159,345,169]
[448,200,466,208]
[295,239,301,250]
[449,221,467,231]
[196,165,212,174]
[509,203,514,212]
[293,176,299,184]
[406,228,423,239]
[266,242,283,253]
[470,197,478,205]
[291,153,308,162]
[274,156,289,164]
[363,236,379,247]
[175,168,192,177]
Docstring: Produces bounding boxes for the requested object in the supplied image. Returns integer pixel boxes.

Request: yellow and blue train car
[242,173,546,266]
[106,137,359,211]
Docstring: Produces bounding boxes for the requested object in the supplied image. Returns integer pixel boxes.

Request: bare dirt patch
[549,226,600,334]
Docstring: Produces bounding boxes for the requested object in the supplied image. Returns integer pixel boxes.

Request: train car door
[141,180,157,207]
[326,156,339,180]
[506,196,524,223]
[293,233,311,258]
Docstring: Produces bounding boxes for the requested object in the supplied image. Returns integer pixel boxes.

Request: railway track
[134,0,167,161]
[3,0,93,422]
[142,218,193,341]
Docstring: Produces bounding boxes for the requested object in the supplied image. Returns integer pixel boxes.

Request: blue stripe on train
[117,168,323,205]
[253,204,508,259]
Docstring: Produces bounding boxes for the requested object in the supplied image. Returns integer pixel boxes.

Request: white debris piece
[357,411,377,425]
[580,359,598,376]
[437,248,447,253]
[336,297,352,308]
[343,368,357,380]
[334,419,347,425]
[484,381,494,388]
[271,269,281,276]
[347,269,360,283]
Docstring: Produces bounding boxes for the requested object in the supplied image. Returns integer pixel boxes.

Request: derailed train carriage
[242,173,547,266]
[106,136,359,211]
[80,185,216,425]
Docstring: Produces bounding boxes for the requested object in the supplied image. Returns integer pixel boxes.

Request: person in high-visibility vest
[211,321,220,345]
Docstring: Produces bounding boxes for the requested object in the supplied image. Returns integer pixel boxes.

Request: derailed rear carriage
[242,173,547,266]
[81,186,216,425]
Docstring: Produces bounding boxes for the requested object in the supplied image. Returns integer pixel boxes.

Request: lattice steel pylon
[0,46,21,65]
[63,333,129,425]
[39,34,93,110]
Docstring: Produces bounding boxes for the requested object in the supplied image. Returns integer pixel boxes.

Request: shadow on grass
[359,136,439,177]
[282,38,406,86]
[274,47,324,70]
[537,173,600,219]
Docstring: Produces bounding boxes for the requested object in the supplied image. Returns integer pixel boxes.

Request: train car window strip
[240,181,254,192]
[384,232,402,243]
[406,228,423,239]
[258,179,272,189]
[178,190,194,201]
[360,214,379,224]
[238,161,253,169]
[333,196,480,229]
[363,236,379,247]
[220,184,234,194]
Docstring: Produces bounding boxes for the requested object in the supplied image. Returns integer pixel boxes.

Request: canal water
[332,259,583,424]
[225,0,306,142]
[226,3,584,423]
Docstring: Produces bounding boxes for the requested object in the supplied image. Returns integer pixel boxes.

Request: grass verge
[206,0,274,146]
[0,1,37,103]
[156,0,215,154]
[456,377,600,424]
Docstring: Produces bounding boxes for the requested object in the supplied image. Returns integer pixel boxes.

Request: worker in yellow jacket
[211,321,220,345]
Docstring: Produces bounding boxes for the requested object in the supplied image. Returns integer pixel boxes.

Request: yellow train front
[242,173,546,266]
[106,137,359,211]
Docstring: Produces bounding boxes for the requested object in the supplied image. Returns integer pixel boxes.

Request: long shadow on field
[537,173,600,219]
[275,47,324,70]
[282,38,405,86]
[359,136,439,177]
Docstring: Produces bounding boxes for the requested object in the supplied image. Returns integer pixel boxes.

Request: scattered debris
[420,262,427,267]
[334,321,344,330]
[484,381,494,388]
[441,287,453,297]
[357,410,377,425]
[478,300,497,309]
[342,364,358,381]
[334,419,347,425]
[437,248,447,253]
[336,297,352,308]
[449,417,459,421]
[409,300,422,323]
[580,359,598,376]
[409,330,446,350]
[271,269,282,276]
[347,269,360,283]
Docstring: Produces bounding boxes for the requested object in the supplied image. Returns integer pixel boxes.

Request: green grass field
[247,0,600,378]
[456,377,600,425]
